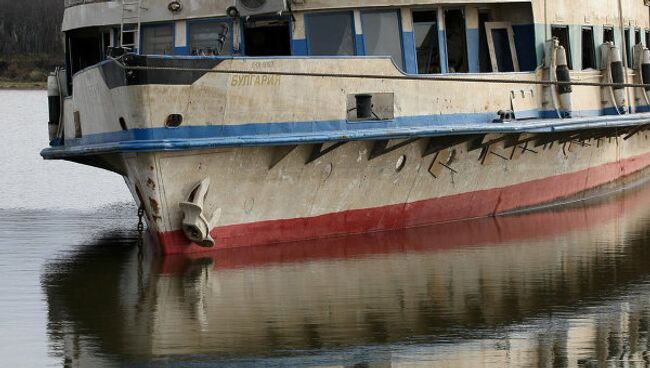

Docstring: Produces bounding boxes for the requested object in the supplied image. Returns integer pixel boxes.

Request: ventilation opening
[355,94,373,119]
[445,9,468,73]
[243,19,291,56]
[551,26,572,69]
[119,117,128,131]
[347,93,395,121]
[582,27,596,70]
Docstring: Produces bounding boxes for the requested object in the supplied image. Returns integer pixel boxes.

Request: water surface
[2,90,650,367]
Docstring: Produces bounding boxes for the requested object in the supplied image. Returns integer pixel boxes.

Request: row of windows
[137,9,521,75]
[140,21,231,56]
[302,9,515,74]
[136,11,650,74]
[553,25,650,71]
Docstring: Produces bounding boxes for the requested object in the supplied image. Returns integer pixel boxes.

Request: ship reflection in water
[43,181,650,367]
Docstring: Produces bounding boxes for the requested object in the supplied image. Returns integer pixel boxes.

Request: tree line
[0,0,64,81]
[0,0,64,57]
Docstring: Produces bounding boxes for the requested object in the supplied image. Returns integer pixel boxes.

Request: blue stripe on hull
[42,110,650,158]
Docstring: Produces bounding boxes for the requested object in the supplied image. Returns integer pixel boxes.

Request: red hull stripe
[157,151,650,254]
[158,179,650,274]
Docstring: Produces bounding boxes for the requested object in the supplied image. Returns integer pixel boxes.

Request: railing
[64,0,114,8]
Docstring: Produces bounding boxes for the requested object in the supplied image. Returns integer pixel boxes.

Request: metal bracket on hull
[368,139,419,160]
[269,145,298,169]
[428,148,458,178]
[422,135,477,157]
[624,124,650,140]
[306,142,347,164]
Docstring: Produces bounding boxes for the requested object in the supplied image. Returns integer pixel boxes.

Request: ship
[43,0,650,254]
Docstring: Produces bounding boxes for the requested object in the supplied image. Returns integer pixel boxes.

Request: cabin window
[551,26,572,69]
[141,24,174,55]
[635,29,642,45]
[485,22,518,72]
[444,9,468,73]
[604,27,615,44]
[306,12,355,56]
[412,10,440,74]
[361,10,404,69]
[478,10,492,73]
[646,30,650,48]
[189,21,232,56]
[243,19,291,56]
[581,27,596,70]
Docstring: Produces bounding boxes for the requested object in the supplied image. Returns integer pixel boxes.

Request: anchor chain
[136,205,145,260]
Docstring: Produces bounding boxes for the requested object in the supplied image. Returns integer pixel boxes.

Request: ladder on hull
[120,0,143,53]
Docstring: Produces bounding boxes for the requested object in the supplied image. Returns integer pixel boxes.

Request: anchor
[180,178,221,247]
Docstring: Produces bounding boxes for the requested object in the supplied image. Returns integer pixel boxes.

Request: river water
[2,90,650,367]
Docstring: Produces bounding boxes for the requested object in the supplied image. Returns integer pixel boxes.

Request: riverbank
[0,79,46,90]
[0,54,61,90]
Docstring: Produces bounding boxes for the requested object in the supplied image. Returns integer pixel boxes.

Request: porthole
[165,114,183,128]
[395,155,406,172]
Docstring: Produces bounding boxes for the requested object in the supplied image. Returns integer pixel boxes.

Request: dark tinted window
[604,28,615,43]
[243,19,291,56]
[306,12,355,56]
[478,10,492,73]
[625,28,631,62]
[413,10,440,74]
[445,9,468,73]
[491,28,515,72]
[582,27,596,69]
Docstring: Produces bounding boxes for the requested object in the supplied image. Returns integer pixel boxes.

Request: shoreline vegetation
[0,79,47,90]
[0,55,62,90]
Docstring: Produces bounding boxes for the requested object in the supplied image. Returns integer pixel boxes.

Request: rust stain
[146,178,156,190]
[149,197,160,215]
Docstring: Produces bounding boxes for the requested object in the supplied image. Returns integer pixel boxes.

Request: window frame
[187,18,234,57]
[304,11,357,56]
[485,21,519,72]
[360,8,406,71]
